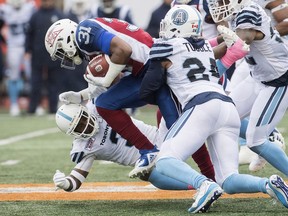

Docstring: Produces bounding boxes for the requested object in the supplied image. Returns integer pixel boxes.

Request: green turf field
[0,105,287,216]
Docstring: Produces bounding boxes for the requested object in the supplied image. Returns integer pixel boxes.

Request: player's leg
[96,75,153,150]
[6,46,24,116]
[246,85,288,176]
[156,108,215,180]
[146,169,194,190]
[155,102,224,213]
[207,101,267,193]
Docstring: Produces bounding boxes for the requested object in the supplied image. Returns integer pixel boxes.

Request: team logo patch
[45,28,63,48]
[171,9,189,26]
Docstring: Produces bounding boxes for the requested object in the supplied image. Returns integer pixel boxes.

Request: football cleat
[188,179,223,213]
[239,145,258,165]
[266,175,288,208]
[128,146,159,178]
[269,129,286,150]
[249,155,267,172]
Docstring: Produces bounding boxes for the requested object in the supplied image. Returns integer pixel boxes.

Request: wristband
[79,88,90,101]
[271,3,288,13]
[71,170,86,183]
[208,37,219,47]
[221,39,249,68]
[101,56,126,87]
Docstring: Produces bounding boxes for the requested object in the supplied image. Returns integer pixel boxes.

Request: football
[86,54,110,77]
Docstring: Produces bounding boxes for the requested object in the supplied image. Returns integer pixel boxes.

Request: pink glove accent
[221,38,249,68]
[208,37,219,47]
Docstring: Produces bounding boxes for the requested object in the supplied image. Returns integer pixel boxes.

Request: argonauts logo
[171,9,189,26]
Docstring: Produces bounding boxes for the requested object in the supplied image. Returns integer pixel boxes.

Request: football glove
[87,83,107,99]
[59,91,82,104]
[53,170,69,190]
[217,25,249,51]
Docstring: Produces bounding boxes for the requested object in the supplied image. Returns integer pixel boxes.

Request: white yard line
[0,185,157,193]
[0,128,59,146]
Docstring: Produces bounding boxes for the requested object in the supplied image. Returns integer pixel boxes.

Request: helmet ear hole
[67,36,71,44]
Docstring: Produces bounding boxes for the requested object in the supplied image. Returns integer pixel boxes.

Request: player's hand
[217,25,250,52]
[59,91,82,104]
[87,84,107,99]
[53,170,69,190]
[84,74,105,87]
[217,25,239,48]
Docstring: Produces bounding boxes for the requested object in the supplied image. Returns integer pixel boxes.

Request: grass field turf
[0,105,288,215]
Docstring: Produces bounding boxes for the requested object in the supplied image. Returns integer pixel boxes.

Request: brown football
[86,54,109,77]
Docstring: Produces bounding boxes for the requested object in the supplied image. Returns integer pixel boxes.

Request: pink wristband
[221,39,249,68]
[208,37,219,47]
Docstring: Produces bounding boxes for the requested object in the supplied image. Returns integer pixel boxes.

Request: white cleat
[188,179,223,213]
[239,145,258,165]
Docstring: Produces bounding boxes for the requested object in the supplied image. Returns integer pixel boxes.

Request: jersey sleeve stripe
[236,10,262,26]
[149,43,173,60]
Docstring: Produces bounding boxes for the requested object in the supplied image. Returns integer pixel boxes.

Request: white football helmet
[159,4,202,39]
[208,0,251,23]
[44,19,82,70]
[55,104,99,140]
[71,0,89,16]
[7,0,25,9]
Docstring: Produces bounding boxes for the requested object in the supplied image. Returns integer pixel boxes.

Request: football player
[0,0,35,116]
[210,0,288,176]
[53,101,195,192]
[140,4,288,213]
[44,17,215,180]
[237,0,288,170]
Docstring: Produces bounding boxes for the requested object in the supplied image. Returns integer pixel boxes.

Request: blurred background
[0,0,166,116]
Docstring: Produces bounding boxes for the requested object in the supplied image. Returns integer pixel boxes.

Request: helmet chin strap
[74,55,82,65]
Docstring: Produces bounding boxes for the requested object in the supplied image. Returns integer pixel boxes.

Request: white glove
[59,91,82,104]
[84,74,106,87]
[53,170,69,190]
[217,25,240,48]
[217,25,250,51]
[88,83,107,99]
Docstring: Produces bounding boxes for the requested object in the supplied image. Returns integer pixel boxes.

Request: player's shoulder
[76,19,103,42]
[236,2,264,27]
[149,38,175,60]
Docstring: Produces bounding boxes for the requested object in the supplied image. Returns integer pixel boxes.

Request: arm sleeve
[76,19,115,55]
[140,60,166,104]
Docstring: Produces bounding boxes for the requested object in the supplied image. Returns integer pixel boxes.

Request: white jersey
[187,0,218,39]
[232,2,288,82]
[0,2,35,47]
[151,38,224,108]
[70,101,166,166]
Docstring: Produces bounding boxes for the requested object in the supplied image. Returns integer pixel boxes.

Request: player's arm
[53,155,95,192]
[266,0,288,36]
[140,60,168,104]
[215,26,250,76]
[84,36,129,87]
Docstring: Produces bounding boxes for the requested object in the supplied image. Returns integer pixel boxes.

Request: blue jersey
[75,17,153,76]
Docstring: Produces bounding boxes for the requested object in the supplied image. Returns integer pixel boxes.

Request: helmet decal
[45,28,63,48]
[56,110,73,122]
[171,9,189,26]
